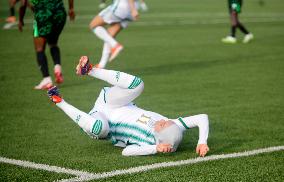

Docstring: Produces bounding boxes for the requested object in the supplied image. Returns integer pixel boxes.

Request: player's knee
[131,79,144,94]
[79,113,109,139]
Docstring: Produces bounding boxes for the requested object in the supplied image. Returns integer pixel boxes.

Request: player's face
[154,120,174,132]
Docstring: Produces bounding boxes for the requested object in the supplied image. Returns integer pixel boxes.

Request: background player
[89,0,139,68]
[47,56,210,156]
[222,0,254,44]
[18,0,75,90]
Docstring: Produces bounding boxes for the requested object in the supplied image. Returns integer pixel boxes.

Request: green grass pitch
[0,0,283,181]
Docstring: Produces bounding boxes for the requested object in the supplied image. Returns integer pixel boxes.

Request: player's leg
[47,86,109,139]
[235,1,253,44]
[90,16,118,48]
[47,9,67,84]
[90,10,123,62]
[76,56,144,107]
[6,0,17,23]
[33,36,53,89]
[97,23,122,68]
[222,11,237,43]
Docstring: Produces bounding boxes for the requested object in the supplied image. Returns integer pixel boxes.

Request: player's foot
[47,86,62,103]
[99,3,106,9]
[109,44,123,62]
[6,16,16,23]
[76,56,93,75]
[54,64,64,84]
[222,36,237,44]
[34,77,53,90]
[243,33,254,43]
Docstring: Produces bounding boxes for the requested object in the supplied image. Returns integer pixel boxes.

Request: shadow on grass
[124,58,236,76]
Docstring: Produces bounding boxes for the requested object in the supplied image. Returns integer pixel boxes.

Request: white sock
[98,43,111,68]
[89,68,141,89]
[93,26,117,48]
[56,100,97,135]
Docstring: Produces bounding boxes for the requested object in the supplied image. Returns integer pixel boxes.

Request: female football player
[89,0,139,68]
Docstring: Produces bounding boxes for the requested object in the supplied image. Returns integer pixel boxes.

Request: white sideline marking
[0,157,94,177]
[58,145,284,182]
[1,146,283,182]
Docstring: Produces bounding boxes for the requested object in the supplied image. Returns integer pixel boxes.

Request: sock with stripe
[89,68,142,89]
[98,43,111,68]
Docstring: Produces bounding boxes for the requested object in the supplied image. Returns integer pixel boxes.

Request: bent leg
[88,68,144,107]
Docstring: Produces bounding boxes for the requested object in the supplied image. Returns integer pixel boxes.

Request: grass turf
[0,0,283,181]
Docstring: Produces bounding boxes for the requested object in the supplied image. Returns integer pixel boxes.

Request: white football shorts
[98,0,133,28]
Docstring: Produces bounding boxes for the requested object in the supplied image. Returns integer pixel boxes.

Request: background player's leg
[34,37,52,89]
[230,11,238,38]
[90,16,118,47]
[47,15,66,84]
[97,24,122,68]
[88,68,144,107]
[97,43,111,68]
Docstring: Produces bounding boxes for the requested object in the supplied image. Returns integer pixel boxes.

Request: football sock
[56,100,98,135]
[173,114,209,144]
[231,26,237,37]
[98,43,111,68]
[92,26,117,47]
[238,23,249,34]
[89,68,139,89]
[50,46,61,65]
[10,7,15,16]
[36,51,49,77]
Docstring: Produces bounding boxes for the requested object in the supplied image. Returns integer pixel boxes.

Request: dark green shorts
[228,0,243,13]
[33,8,66,43]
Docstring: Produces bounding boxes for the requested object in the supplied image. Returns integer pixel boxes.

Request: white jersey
[89,87,168,147]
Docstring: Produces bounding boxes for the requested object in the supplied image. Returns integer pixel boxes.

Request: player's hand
[69,9,75,21]
[157,143,173,153]
[196,144,209,157]
[18,21,24,32]
[131,9,139,21]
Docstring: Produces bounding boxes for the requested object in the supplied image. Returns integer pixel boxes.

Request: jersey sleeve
[122,144,157,156]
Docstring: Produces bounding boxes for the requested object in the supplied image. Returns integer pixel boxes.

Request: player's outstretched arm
[173,114,210,157]
[122,145,157,156]
[122,143,174,156]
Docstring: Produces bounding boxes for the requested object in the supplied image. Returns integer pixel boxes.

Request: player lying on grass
[47,56,210,156]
